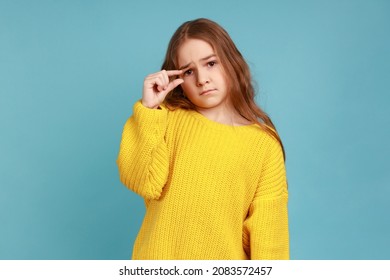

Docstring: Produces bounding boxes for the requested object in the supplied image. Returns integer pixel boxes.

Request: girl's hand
[142,70,184,109]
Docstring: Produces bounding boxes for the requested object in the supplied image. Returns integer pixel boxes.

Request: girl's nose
[196,70,209,86]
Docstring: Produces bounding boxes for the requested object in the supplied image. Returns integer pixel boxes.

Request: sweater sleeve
[116,101,169,200]
[243,137,289,260]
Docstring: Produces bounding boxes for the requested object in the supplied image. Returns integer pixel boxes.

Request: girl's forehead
[177,39,216,64]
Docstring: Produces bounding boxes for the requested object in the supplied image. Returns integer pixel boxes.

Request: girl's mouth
[200,89,216,95]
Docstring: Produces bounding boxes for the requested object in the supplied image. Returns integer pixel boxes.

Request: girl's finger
[165,78,184,93]
[152,72,170,90]
[165,70,183,76]
[155,76,166,92]
[161,70,169,88]
[145,76,160,89]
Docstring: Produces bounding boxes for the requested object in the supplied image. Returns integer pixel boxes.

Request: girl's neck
[196,105,252,126]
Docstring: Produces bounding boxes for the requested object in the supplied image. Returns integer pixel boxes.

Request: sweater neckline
[187,109,259,131]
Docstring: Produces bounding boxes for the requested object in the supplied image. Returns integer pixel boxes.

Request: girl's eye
[207,61,216,67]
[183,69,193,76]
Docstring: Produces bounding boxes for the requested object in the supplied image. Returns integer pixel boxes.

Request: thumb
[165,78,184,92]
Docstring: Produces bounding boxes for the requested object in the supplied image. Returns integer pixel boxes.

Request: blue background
[1,0,389,260]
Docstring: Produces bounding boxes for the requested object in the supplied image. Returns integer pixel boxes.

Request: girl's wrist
[141,100,160,109]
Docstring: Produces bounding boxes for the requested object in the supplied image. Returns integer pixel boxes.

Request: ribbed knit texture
[117,101,289,260]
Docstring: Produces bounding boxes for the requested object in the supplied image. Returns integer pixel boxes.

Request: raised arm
[116,70,183,200]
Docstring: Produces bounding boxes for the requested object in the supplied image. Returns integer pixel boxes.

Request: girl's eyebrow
[179,54,216,70]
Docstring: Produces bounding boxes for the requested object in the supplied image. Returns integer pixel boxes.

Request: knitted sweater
[117,101,289,260]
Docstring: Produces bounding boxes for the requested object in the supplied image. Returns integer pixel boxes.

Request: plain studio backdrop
[1,0,389,259]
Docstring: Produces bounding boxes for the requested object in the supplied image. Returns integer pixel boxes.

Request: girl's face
[177,39,231,115]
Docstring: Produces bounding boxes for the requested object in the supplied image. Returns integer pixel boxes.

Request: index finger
[165,70,183,76]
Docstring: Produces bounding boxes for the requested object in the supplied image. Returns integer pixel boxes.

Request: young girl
[117,18,289,260]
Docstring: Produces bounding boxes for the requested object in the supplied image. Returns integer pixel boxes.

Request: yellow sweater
[117,101,289,260]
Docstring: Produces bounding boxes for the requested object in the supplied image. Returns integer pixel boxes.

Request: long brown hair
[161,18,285,160]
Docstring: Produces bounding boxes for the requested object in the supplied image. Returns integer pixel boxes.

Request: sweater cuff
[133,101,168,135]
